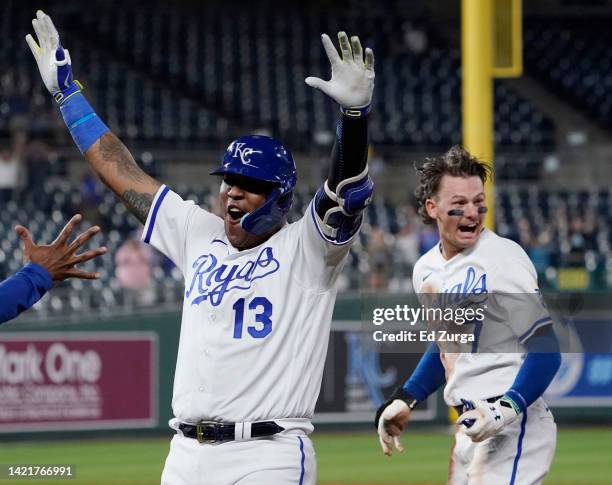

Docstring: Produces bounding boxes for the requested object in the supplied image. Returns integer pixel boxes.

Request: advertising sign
[0,332,158,432]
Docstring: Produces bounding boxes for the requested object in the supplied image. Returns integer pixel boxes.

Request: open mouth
[227,205,247,221]
[458,223,478,234]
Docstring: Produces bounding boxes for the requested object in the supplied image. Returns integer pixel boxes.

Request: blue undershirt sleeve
[0,263,53,324]
[402,343,447,402]
[505,325,561,413]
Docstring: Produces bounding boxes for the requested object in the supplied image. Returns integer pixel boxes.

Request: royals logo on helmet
[231,142,263,165]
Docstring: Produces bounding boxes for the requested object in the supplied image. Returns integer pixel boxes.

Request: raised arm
[26,10,161,224]
[306,32,375,244]
[84,134,161,223]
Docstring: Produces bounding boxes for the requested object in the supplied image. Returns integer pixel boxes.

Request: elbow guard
[325,165,374,216]
[314,165,374,243]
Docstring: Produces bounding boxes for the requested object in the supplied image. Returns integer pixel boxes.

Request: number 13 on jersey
[232,297,273,339]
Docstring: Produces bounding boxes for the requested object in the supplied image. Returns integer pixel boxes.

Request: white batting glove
[306,32,375,109]
[456,397,520,442]
[377,400,410,456]
[25,10,80,103]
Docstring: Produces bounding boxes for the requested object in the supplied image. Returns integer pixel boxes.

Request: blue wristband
[59,89,109,153]
[53,81,82,105]
[505,390,528,414]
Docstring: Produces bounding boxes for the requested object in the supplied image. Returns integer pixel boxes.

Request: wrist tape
[58,83,109,153]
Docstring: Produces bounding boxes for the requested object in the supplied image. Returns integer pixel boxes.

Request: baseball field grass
[0,428,610,484]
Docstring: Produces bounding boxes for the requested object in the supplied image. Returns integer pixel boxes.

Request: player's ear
[425,198,437,220]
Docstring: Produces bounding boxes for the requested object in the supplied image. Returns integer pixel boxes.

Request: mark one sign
[0,343,101,384]
[0,333,157,432]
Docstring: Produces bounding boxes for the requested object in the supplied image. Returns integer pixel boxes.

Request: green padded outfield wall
[1,292,611,439]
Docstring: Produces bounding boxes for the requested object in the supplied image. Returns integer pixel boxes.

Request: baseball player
[0,214,107,324]
[26,10,374,484]
[375,146,561,484]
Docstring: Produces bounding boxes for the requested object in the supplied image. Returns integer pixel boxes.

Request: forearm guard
[314,111,373,243]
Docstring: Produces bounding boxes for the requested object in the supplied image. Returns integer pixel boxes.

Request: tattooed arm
[25,11,161,223]
[85,133,162,224]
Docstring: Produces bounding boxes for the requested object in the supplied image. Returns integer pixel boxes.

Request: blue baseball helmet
[211,135,297,235]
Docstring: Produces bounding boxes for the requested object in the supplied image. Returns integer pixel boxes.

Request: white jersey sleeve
[490,239,553,344]
[141,185,223,275]
[288,200,359,291]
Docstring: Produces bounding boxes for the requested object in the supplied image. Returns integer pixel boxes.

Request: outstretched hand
[306,31,375,109]
[16,214,107,281]
[25,9,78,102]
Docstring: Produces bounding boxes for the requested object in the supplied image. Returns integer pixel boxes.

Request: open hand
[306,32,375,109]
[25,10,78,102]
[16,214,107,281]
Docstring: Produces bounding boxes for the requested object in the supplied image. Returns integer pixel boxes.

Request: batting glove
[456,396,521,442]
[306,32,375,110]
[25,10,81,104]
[377,400,412,456]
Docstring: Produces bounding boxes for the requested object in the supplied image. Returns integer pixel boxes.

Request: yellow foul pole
[462,0,495,229]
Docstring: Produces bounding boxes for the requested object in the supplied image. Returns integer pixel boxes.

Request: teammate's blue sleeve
[0,264,53,324]
[402,343,446,402]
[505,326,561,413]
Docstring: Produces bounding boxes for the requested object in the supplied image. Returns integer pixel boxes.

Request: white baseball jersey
[142,185,354,431]
[412,228,553,406]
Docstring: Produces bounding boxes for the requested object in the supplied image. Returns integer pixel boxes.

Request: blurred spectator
[368,146,386,176]
[517,216,532,248]
[25,140,52,194]
[582,208,598,250]
[115,234,155,307]
[80,173,104,226]
[367,225,391,290]
[566,215,587,266]
[394,206,420,270]
[0,72,29,121]
[0,131,26,203]
[552,201,569,236]
[418,224,439,255]
[527,229,554,276]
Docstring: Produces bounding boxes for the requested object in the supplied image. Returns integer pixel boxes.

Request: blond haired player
[375,146,561,485]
